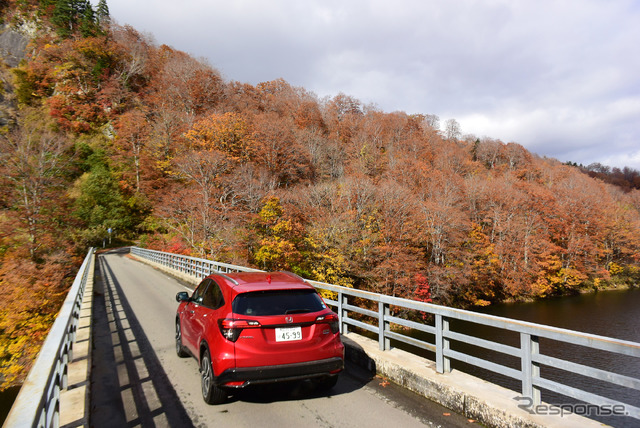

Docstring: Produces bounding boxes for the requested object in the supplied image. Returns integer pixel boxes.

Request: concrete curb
[59,254,95,428]
[340,334,605,428]
[128,253,201,287]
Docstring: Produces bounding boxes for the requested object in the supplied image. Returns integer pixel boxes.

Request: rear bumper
[215,357,344,387]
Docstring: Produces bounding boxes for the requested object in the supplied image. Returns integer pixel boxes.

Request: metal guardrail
[131,247,263,277]
[3,248,95,428]
[131,247,640,420]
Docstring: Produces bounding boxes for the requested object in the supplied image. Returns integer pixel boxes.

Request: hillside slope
[1,0,639,388]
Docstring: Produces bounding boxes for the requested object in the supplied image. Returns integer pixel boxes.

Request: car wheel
[316,374,339,391]
[175,321,188,358]
[201,348,226,404]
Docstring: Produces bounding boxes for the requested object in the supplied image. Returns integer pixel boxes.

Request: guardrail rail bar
[130,247,640,420]
[3,248,95,428]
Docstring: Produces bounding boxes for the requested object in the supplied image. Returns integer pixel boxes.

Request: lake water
[476,287,640,342]
[452,287,640,427]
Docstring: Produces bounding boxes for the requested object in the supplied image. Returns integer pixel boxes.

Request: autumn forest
[1,0,640,388]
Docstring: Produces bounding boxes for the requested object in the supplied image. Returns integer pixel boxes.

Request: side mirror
[176,291,190,302]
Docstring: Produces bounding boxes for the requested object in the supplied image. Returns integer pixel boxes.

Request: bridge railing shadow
[92,250,372,427]
[92,254,195,428]
[130,246,640,427]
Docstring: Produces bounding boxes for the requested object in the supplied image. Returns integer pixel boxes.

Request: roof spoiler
[212,272,239,286]
[277,271,308,283]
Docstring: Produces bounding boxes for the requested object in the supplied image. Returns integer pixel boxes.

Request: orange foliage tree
[184,112,253,162]
[4,4,640,397]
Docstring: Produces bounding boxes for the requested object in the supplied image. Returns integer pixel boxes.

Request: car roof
[210,271,314,294]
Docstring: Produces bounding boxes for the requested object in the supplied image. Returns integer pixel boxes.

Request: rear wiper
[285,308,311,314]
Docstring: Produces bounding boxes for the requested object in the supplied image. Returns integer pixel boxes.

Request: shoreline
[476,284,640,310]
[491,282,639,307]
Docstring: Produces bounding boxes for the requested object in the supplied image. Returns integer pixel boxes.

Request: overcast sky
[105,0,640,170]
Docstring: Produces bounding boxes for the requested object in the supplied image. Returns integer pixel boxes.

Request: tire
[201,348,226,404]
[175,321,188,358]
[316,374,339,391]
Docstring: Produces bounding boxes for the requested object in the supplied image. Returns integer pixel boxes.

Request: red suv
[175,271,344,404]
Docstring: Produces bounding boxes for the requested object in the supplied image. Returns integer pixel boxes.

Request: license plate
[275,327,302,342]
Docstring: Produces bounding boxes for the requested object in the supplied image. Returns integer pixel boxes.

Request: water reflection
[476,288,640,342]
[463,288,640,428]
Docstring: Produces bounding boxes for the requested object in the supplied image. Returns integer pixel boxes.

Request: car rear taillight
[316,313,339,334]
[219,319,261,342]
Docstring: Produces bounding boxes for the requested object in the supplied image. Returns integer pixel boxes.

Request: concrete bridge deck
[83,250,477,427]
[50,249,608,427]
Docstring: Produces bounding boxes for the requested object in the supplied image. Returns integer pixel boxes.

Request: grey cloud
[107,0,640,169]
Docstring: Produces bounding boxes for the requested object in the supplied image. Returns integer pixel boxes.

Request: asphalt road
[90,249,475,427]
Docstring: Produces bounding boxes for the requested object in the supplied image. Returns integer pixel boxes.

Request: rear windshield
[232,289,326,316]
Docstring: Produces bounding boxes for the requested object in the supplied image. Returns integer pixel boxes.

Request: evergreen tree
[74,163,133,240]
[80,0,97,37]
[52,0,76,37]
[96,0,110,25]
[52,0,98,38]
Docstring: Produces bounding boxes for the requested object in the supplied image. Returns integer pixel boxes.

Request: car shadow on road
[223,359,375,405]
[91,254,195,428]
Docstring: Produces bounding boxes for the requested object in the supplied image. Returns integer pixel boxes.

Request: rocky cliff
[0,24,28,128]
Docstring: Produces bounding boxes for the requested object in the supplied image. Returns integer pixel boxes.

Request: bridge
[4,248,640,427]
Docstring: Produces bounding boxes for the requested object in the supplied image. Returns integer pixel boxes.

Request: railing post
[337,290,342,334]
[338,292,349,335]
[378,302,390,350]
[521,333,541,404]
[436,314,451,373]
